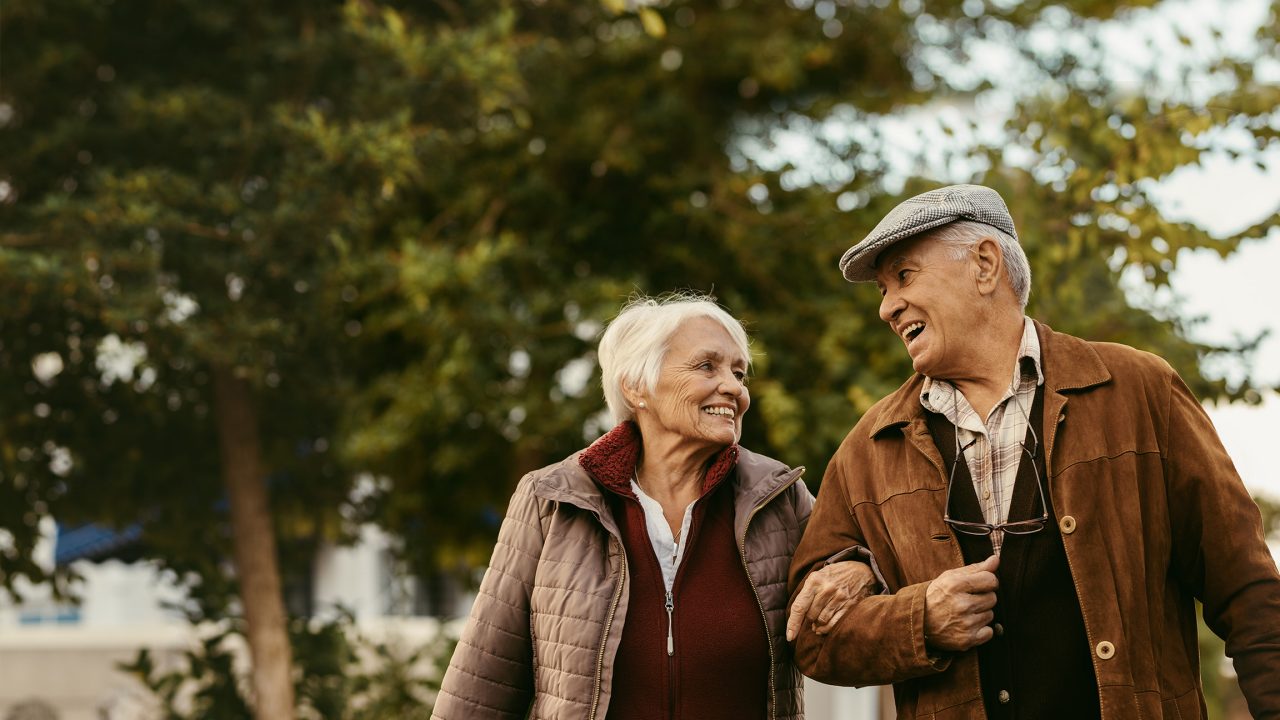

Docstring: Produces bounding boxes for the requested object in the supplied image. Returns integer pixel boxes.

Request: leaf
[638,7,666,38]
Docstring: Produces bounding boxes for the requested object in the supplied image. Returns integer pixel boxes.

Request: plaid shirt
[921,317,1043,553]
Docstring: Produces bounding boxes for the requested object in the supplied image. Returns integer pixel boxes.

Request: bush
[119,611,454,719]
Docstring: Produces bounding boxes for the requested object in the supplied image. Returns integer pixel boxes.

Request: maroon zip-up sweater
[580,423,769,720]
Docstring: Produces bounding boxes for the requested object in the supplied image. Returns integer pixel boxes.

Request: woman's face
[640,316,751,451]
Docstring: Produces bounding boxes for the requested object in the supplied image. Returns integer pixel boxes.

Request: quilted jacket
[432,441,814,720]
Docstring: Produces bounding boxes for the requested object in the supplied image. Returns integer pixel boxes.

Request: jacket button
[998,690,1011,704]
[1059,515,1077,534]
[1096,641,1115,659]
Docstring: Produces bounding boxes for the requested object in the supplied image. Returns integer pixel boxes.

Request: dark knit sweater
[926,386,1099,720]
[580,423,769,720]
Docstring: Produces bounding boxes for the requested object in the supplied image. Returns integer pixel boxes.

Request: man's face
[874,233,983,379]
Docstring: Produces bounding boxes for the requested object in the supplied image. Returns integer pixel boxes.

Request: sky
[863,0,1280,503]
[1157,153,1280,501]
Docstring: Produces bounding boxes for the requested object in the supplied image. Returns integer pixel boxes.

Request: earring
[638,401,646,408]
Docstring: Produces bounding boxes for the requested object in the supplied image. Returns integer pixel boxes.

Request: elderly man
[786,184,1280,719]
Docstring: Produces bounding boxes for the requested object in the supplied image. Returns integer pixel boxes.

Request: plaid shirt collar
[920,316,1044,422]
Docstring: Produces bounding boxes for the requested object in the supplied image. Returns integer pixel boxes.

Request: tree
[330,0,1279,575]
[0,1,389,715]
[2,0,1276,715]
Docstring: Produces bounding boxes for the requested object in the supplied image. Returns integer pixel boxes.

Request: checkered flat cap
[839,184,1019,282]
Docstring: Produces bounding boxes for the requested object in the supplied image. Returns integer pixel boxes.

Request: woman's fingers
[788,561,878,641]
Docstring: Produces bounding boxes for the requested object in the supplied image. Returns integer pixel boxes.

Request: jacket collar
[577,421,739,500]
[731,447,805,543]
[530,424,802,541]
[528,452,621,536]
[866,319,1111,439]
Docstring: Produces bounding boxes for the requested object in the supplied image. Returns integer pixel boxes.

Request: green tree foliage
[329,0,1280,576]
[2,0,1277,713]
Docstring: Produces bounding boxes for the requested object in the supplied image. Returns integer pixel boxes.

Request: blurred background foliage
[1,0,1277,715]
[119,609,451,719]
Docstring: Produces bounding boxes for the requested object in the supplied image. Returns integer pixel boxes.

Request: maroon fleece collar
[578,422,739,500]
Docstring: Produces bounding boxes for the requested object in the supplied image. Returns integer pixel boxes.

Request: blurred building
[0,520,883,719]
[0,520,457,719]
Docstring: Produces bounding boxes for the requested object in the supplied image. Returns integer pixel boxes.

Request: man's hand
[786,561,878,641]
[923,554,1000,652]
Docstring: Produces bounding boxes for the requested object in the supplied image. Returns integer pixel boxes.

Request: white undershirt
[631,480,697,593]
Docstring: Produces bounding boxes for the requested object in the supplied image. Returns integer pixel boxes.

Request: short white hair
[929,220,1032,308]
[597,292,752,425]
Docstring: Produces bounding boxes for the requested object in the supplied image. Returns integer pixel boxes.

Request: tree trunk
[212,364,296,720]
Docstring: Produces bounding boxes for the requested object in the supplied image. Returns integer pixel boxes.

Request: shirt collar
[920,316,1043,415]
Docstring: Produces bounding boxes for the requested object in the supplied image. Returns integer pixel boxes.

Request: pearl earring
[638,401,646,408]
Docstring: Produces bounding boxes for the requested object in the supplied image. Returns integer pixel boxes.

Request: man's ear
[972,237,1004,296]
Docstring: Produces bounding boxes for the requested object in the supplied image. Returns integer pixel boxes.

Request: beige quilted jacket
[432,446,813,720]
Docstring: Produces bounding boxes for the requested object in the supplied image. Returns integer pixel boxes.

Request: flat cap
[839,184,1019,282]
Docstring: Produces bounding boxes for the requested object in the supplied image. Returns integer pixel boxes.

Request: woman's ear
[622,384,647,411]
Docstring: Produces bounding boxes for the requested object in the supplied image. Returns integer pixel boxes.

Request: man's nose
[879,290,904,324]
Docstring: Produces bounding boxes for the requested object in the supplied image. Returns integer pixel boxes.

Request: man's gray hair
[598,292,751,425]
[929,220,1032,308]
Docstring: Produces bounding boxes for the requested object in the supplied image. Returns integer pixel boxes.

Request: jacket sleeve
[432,475,545,719]
[1163,370,1280,717]
[787,443,949,687]
[794,474,815,537]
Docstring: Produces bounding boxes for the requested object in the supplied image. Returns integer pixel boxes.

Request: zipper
[665,590,675,656]
[588,540,627,720]
[668,592,676,719]
[739,471,803,720]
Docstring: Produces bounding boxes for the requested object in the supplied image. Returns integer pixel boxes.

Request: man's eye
[898,269,911,281]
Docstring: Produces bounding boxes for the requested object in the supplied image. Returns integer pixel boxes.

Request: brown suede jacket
[788,321,1280,719]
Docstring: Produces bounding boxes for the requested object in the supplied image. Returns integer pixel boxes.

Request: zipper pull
[665,591,675,656]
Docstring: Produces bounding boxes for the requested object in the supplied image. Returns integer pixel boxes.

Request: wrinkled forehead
[872,233,936,280]
[668,316,749,363]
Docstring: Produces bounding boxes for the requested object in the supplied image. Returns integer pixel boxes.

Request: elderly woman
[432,294,873,720]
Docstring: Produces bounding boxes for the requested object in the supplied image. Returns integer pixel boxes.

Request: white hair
[597,292,752,425]
[929,220,1032,308]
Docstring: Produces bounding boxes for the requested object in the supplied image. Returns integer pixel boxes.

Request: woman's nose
[719,373,743,396]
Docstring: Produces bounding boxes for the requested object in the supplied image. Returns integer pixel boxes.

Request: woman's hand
[786,561,878,641]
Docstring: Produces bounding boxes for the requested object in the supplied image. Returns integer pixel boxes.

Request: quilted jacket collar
[532,422,802,541]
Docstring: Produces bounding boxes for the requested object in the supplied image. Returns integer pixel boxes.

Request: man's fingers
[968,590,998,612]
[972,624,995,646]
[949,570,998,594]
[970,554,1000,573]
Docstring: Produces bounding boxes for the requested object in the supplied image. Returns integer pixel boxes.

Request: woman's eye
[698,361,714,371]
[898,269,911,281]
[734,371,747,382]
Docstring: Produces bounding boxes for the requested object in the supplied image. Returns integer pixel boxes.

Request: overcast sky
[1158,151,1280,501]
